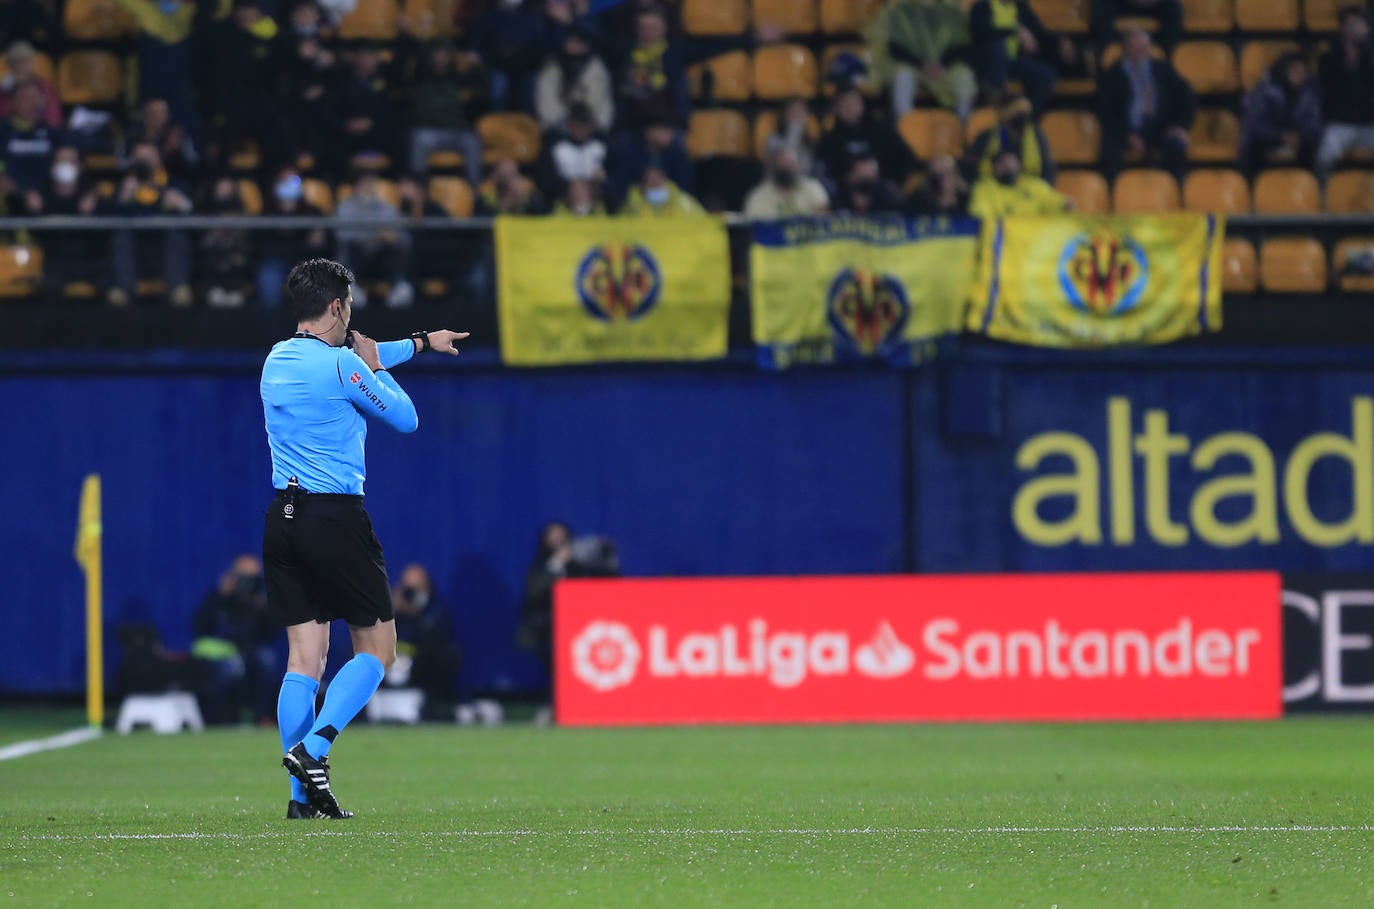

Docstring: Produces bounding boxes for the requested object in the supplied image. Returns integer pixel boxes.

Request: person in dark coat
[190,555,280,725]
[1316,6,1374,178]
[816,87,920,188]
[1240,53,1322,177]
[969,0,1076,113]
[389,563,460,716]
[1098,28,1195,180]
[1090,0,1182,52]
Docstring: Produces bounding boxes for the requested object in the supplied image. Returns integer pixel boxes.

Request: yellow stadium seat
[1112,169,1180,213]
[1030,0,1089,33]
[753,111,822,159]
[302,177,334,214]
[477,113,541,165]
[1100,41,1164,70]
[1261,237,1327,292]
[1332,237,1374,292]
[820,44,877,96]
[337,179,400,209]
[1172,41,1239,94]
[1182,168,1251,214]
[1235,0,1298,31]
[57,51,121,105]
[1240,41,1300,91]
[1324,170,1374,213]
[1253,167,1320,214]
[1304,0,1341,31]
[237,179,263,216]
[0,245,41,298]
[753,44,819,100]
[965,107,999,145]
[753,0,818,34]
[402,0,457,38]
[62,0,134,40]
[1055,170,1110,214]
[898,109,963,160]
[1189,108,1240,162]
[682,0,747,36]
[1184,0,1234,32]
[688,51,753,102]
[338,0,399,39]
[1222,238,1257,293]
[820,0,883,33]
[687,109,751,158]
[426,150,465,171]
[1040,110,1099,165]
[427,176,473,217]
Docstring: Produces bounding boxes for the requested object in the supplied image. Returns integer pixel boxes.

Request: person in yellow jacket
[968,148,1070,218]
[619,165,704,216]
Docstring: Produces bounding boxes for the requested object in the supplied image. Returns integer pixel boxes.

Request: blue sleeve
[378,338,417,370]
[337,350,419,433]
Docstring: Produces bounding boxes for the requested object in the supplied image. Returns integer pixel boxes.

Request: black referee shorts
[262,490,394,628]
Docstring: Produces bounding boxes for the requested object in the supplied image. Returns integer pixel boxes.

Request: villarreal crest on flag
[968,214,1225,347]
[496,216,730,366]
[749,216,978,369]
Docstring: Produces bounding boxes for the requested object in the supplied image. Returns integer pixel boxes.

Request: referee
[261,258,466,820]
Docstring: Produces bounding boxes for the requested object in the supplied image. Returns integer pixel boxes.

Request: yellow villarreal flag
[496,216,730,366]
[74,474,101,573]
[750,216,978,368]
[968,214,1225,347]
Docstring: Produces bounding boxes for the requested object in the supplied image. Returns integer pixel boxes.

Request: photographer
[190,554,281,725]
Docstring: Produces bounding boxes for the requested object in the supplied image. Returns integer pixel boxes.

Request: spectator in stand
[1317,7,1374,178]
[214,0,291,169]
[335,171,414,307]
[765,98,818,176]
[968,147,1069,217]
[619,163,703,215]
[0,80,59,213]
[969,0,1074,113]
[907,153,970,215]
[615,5,688,131]
[37,148,108,300]
[476,158,545,214]
[536,102,608,200]
[744,142,830,217]
[1240,52,1322,177]
[406,41,484,186]
[1099,28,1193,181]
[964,95,1055,183]
[833,154,905,214]
[114,0,198,132]
[552,176,607,215]
[397,175,459,291]
[190,555,279,726]
[0,42,58,127]
[109,141,193,306]
[198,177,253,308]
[472,0,546,111]
[333,48,399,174]
[125,98,199,186]
[816,87,920,188]
[275,4,339,169]
[0,0,51,48]
[609,116,691,203]
[536,24,615,133]
[388,564,461,717]
[257,167,328,308]
[1090,0,1181,51]
[870,0,977,123]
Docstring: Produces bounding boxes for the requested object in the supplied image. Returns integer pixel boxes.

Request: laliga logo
[571,621,641,691]
[1057,230,1148,316]
[826,267,910,357]
[575,244,662,322]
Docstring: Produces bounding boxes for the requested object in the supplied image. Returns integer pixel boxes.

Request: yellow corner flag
[74,474,103,727]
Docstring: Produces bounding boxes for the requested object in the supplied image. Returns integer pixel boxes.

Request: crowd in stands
[0,0,1372,303]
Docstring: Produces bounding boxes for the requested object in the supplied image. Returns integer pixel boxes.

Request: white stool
[366,687,424,724]
[115,692,205,734]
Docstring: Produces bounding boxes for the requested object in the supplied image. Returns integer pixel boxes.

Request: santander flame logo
[854,622,916,678]
[571,621,641,691]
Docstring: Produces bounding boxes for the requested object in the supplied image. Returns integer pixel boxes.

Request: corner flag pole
[74,475,103,728]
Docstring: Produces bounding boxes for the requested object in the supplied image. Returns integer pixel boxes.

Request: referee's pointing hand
[424,330,470,356]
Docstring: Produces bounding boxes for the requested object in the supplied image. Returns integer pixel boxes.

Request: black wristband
[410,331,432,353]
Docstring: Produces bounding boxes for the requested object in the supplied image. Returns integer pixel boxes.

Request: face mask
[1007,116,1029,132]
[293,23,317,36]
[401,586,430,609]
[774,169,798,188]
[233,573,263,598]
[275,176,303,202]
[52,161,78,184]
[645,186,670,205]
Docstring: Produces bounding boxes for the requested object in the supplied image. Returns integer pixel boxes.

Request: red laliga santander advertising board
[555,573,1282,726]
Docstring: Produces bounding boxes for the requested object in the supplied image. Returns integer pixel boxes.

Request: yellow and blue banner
[496,216,730,366]
[968,214,1225,347]
[750,216,978,369]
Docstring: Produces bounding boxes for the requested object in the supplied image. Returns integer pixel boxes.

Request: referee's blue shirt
[261,336,418,495]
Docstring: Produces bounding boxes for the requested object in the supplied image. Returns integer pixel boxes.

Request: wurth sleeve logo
[356,381,387,412]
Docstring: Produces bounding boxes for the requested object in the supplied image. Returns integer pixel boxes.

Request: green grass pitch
[2,716,1373,907]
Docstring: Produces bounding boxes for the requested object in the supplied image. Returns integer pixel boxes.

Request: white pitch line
[13,825,1374,842]
[0,726,100,763]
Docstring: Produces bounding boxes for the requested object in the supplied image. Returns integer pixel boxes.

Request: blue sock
[302,653,385,760]
[277,672,319,804]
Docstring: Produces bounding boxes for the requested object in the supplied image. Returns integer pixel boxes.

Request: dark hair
[1339,5,1368,24]
[286,258,354,321]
